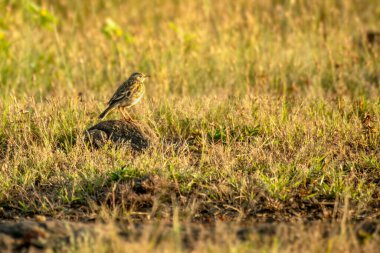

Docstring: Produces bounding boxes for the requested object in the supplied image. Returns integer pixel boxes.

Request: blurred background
[1,0,379,103]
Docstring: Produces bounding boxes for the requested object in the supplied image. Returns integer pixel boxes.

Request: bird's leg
[123,108,135,122]
[119,108,130,121]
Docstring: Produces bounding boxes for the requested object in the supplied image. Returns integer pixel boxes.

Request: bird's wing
[107,80,134,105]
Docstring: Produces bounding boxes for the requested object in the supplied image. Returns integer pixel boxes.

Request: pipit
[99,72,149,121]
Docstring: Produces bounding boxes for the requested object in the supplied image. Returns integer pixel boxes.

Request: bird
[99,72,149,121]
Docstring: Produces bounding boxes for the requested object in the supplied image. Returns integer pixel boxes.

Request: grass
[0,0,379,251]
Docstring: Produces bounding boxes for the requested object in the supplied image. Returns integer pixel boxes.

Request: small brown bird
[99,72,148,121]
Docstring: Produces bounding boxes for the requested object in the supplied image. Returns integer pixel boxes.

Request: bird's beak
[144,74,151,78]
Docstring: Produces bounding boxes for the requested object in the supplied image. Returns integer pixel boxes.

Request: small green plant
[27,2,58,29]
[0,16,9,54]
[102,18,134,44]
[0,29,9,54]
[18,201,30,212]
[207,124,260,143]
[109,166,143,182]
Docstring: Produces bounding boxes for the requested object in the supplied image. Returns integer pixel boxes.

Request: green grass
[0,0,379,251]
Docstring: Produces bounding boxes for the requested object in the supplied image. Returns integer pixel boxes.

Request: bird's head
[130,72,150,82]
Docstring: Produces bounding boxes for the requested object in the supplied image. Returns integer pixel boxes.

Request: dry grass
[1,219,379,252]
[0,0,379,251]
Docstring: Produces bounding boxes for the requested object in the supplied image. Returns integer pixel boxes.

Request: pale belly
[126,93,144,108]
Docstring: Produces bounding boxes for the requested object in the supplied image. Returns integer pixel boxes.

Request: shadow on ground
[0,219,379,252]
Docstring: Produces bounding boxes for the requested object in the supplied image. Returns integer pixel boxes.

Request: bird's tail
[99,106,114,119]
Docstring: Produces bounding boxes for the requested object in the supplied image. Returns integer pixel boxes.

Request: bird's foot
[121,116,135,123]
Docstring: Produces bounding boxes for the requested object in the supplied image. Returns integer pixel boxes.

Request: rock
[84,120,155,151]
